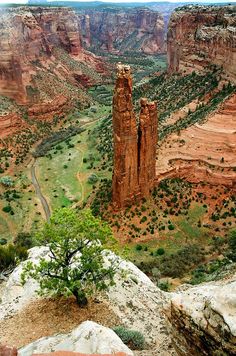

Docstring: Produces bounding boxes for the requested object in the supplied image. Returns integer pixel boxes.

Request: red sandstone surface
[156,93,236,187]
[0,113,24,139]
[0,6,107,137]
[167,5,236,81]
[78,8,165,54]
[112,64,158,208]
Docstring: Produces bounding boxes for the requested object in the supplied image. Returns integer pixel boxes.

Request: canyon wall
[78,8,165,54]
[0,6,105,106]
[167,5,236,81]
[112,64,158,208]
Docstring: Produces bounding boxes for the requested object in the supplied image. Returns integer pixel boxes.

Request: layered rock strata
[0,113,23,138]
[167,275,236,355]
[0,6,105,107]
[156,93,236,187]
[112,64,158,208]
[0,6,82,104]
[78,8,165,54]
[167,5,236,81]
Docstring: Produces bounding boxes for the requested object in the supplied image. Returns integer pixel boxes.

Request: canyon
[0,5,107,136]
[167,5,236,81]
[78,7,165,54]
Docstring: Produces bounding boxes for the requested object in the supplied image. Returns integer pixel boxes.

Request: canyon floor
[0,52,235,290]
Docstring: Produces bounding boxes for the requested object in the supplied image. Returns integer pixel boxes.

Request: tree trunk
[73,288,88,307]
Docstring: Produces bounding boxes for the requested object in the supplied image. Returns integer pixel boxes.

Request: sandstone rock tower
[112,64,158,208]
[112,64,139,208]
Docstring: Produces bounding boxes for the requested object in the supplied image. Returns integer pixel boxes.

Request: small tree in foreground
[21,208,118,306]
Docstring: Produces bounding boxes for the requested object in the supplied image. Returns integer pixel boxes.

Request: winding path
[31,159,51,221]
[30,116,103,220]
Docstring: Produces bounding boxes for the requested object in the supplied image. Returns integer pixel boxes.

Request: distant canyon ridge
[0,4,235,140]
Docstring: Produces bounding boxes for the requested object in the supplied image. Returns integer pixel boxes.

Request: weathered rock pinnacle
[112,64,158,208]
[112,63,139,208]
[138,98,158,196]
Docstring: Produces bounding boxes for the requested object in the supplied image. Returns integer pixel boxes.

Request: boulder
[0,246,49,320]
[18,321,133,356]
[167,275,236,355]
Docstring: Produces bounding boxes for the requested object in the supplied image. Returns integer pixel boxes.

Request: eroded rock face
[0,6,81,104]
[167,5,236,81]
[167,274,236,355]
[19,321,133,356]
[156,93,236,187]
[112,65,158,208]
[0,6,106,109]
[112,64,139,208]
[0,247,174,354]
[0,345,17,356]
[0,113,24,139]
[138,99,158,197]
[78,8,165,54]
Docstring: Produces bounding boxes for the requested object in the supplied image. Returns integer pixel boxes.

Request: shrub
[0,238,7,246]
[168,224,175,230]
[135,244,142,251]
[156,248,165,256]
[0,244,28,272]
[2,205,12,213]
[228,230,236,261]
[88,173,98,184]
[0,176,14,187]
[113,326,145,350]
[158,280,171,292]
[14,232,34,249]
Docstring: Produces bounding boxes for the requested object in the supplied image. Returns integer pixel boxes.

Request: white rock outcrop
[19,320,133,356]
[0,246,49,320]
[167,275,236,355]
[0,247,174,355]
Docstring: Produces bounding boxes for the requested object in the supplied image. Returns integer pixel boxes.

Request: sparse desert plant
[113,326,145,350]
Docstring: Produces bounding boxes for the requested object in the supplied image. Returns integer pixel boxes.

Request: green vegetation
[0,243,28,273]
[21,208,118,306]
[113,326,145,350]
[33,126,85,158]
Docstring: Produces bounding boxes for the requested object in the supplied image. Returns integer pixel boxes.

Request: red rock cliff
[78,8,165,54]
[112,64,158,208]
[0,6,105,106]
[112,64,139,208]
[167,5,236,81]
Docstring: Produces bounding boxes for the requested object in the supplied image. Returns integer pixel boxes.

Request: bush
[228,230,236,261]
[113,326,145,350]
[156,248,165,256]
[158,280,170,292]
[2,205,12,213]
[135,244,142,251]
[0,238,7,245]
[14,232,34,249]
[0,244,28,272]
[88,173,98,184]
[0,176,14,187]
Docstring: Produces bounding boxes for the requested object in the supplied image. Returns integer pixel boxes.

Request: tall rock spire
[112,64,139,208]
[138,98,158,196]
[112,64,158,208]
